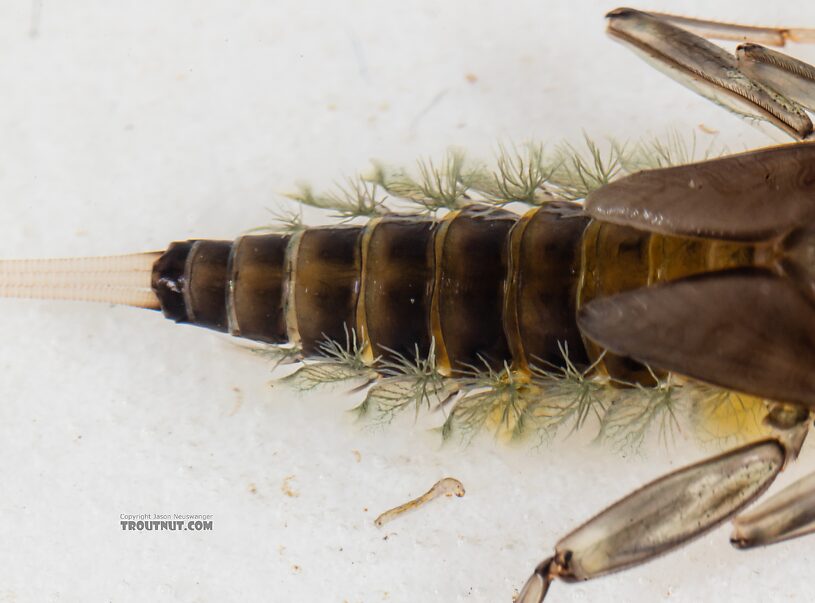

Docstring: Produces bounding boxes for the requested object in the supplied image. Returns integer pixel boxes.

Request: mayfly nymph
[7,136,815,601]
[6,6,815,602]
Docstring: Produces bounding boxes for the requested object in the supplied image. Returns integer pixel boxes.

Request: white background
[0,1,813,601]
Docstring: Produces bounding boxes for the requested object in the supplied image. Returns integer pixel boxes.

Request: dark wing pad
[577,268,815,406]
[586,142,815,241]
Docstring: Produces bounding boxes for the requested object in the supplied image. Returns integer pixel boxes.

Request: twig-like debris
[374,477,465,527]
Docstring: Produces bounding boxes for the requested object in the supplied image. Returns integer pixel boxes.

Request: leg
[658,12,815,113]
[605,8,815,140]
[648,12,815,46]
[732,469,815,548]
[731,404,815,547]
[736,44,815,113]
[518,439,785,602]
[518,403,811,602]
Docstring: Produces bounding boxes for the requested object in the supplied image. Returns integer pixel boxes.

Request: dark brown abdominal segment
[151,241,194,323]
[152,239,234,331]
[184,240,232,332]
[509,202,589,370]
[293,226,364,355]
[360,217,436,361]
[228,235,290,343]
[434,208,515,373]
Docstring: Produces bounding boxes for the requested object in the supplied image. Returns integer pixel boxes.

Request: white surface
[0,1,813,601]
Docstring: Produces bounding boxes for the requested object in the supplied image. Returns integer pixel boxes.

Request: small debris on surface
[281,475,300,498]
[227,386,244,416]
[374,477,465,527]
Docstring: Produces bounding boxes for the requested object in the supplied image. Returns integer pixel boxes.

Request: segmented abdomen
[151,202,760,380]
[151,203,591,374]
